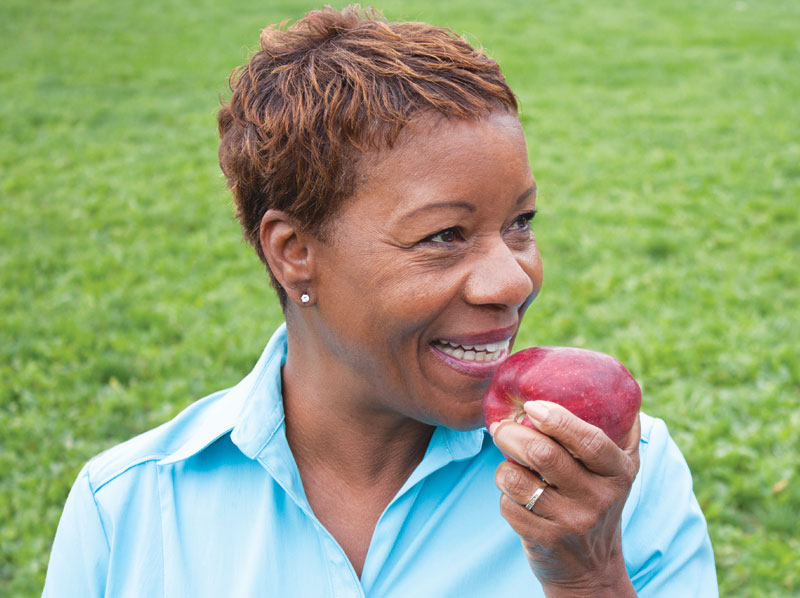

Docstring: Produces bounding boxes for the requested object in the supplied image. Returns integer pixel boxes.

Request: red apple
[482,346,641,446]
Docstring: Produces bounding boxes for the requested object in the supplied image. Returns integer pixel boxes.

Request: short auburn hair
[218,5,517,306]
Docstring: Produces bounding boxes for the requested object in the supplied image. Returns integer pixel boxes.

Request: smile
[432,339,510,362]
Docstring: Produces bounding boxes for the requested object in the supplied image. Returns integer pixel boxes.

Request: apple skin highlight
[482,346,642,446]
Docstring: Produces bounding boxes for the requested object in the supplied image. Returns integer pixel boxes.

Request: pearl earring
[300,293,310,304]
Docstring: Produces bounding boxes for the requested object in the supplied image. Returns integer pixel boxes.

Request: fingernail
[488,422,500,436]
[524,401,548,424]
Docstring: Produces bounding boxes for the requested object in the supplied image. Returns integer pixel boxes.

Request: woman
[44,7,717,597]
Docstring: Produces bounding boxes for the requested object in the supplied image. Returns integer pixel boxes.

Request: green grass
[2,0,798,595]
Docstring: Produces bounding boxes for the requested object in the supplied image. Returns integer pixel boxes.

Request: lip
[429,343,510,379]
[428,323,518,379]
[434,324,519,347]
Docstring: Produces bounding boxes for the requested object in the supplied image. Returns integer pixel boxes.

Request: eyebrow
[398,201,476,223]
[516,184,537,205]
[398,184,538,222]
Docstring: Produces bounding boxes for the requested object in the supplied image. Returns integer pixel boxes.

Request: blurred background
[1,0,797,595]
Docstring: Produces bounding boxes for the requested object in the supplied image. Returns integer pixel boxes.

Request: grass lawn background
[1,0,798,595]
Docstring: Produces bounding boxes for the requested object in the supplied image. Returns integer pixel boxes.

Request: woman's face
[309,110,542,430]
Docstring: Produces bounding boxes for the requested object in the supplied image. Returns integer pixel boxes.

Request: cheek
[520,244,544,308]
[373,268,463,329]
[530,254,544,294]
[360,248,464,308]
[324,253,461,347]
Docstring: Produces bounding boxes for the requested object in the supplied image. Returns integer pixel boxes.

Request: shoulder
[77,323,289,496]
[41,393,241,598]
[632,412,667,484]
[83,387,237,494]
[623,411,696,522]
[623,412,719,596]
[638,410,671,447]
[638,410,658,442]
[628,412,693,510]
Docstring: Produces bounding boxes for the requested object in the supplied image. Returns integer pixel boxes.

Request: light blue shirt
[44,324,718,597]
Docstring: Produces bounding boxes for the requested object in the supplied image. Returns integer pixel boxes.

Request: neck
[281,327,435,489]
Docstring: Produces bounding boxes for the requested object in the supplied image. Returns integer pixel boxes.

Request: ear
[259,209,315,306]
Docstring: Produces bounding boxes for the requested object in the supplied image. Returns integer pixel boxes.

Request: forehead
[346,111,532,222]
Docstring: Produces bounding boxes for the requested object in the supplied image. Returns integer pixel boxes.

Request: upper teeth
[435,339,510,362]
[441,339,507,352]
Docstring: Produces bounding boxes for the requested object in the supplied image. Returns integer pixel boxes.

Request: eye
[421,227,463,245]
[509,210,537,232]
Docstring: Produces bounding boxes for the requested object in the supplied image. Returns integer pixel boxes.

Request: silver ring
[524,485,547,511]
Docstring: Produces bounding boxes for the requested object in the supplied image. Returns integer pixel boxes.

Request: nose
[463,238,540,308]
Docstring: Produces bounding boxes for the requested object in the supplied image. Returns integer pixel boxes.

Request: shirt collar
[393,426,486,499]
[160,322,486,481]
[157,324,288,466]
[229,324,288,459]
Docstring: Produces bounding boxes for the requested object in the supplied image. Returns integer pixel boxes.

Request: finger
[491,422,586,491]
[498,493,564,558]
[494,461,554,513]
[522,401,626,477]
[499,489,556,528]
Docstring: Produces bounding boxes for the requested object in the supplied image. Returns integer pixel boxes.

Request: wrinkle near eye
[402,249,464,272]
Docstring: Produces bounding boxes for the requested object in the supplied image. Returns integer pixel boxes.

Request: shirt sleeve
[43,465,110,597]
[624,416,719,597]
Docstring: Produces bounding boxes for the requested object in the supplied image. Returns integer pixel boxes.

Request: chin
[430,404,485,431]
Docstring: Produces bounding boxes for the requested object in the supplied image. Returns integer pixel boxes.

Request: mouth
[431,338,510,362]
[429,335,513,378]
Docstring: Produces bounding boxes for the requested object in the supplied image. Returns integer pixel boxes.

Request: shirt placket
[255,425,366,598]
